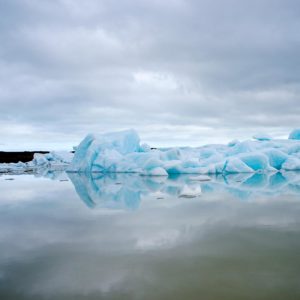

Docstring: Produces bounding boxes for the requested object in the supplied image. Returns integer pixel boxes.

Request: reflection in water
[0,172,300,300]
[67,172,300,210]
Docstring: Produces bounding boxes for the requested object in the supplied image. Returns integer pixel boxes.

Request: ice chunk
[288,144,300,155]
[239,153,271,171]
[189,175,211,181]
[32,153,49,166]
[141,167,168,176]
[288,129,300,140]
[31,151,73,167]
[253,133,272,141]
[227,140,256,156]
[50,151,73,163]
[263,149,288,170]
[139,143,151,152]
[282,157,300,170]
[70,129,140,172]
[228,139,240,147]
[179,185,202,198]
[223,157,254,173]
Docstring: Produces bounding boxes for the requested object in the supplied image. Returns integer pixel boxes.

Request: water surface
[0,171,300,299]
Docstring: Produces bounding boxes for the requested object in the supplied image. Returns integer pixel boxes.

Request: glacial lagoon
[0,171,300,299]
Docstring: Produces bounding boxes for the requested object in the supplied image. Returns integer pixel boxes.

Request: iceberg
[68,129,300,175]
[69,129,141,173]
[282,157,300,170]
[289,128,300,140]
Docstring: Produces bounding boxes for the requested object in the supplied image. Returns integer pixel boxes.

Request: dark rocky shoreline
[0,152,49,163]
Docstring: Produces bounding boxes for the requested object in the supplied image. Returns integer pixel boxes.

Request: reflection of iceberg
[203,171,300,200]
[68,173,175,210]
[67,171,300,210]
[34,168,69,180]
[68,173,142,210]
[68,173,204,210]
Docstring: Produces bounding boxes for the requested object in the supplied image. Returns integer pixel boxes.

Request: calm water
[0,171,300,299]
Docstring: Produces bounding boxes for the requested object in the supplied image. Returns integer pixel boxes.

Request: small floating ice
[189,175,211,181]
[178,185,202,198]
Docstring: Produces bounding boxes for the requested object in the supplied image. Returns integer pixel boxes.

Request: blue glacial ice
[68,129,300,175]
[289,129,300,140]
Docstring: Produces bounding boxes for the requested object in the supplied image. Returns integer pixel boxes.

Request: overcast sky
[0,0,299,150]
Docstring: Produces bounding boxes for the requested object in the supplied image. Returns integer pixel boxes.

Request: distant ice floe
[0,151,73,174]
[68,128,300,175]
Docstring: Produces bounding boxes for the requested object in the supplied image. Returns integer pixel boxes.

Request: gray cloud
[0,0,299,149]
